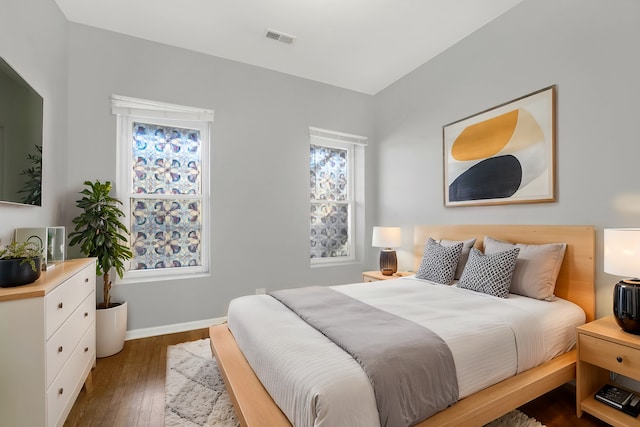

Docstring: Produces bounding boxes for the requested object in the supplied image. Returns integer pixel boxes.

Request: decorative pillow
[439,238,477,279]
[416,238,463,284]
[457,247,520,298]
[483,236,567,300]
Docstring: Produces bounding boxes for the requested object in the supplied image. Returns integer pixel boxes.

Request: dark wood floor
[65,328,209,427]
[65,329,610,427]
[521,386,609,427]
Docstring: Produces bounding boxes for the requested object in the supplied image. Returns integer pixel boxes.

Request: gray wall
[373,0,640,318]
[4,0,638,331]
[0,0,68,238]
[65,24,375,330]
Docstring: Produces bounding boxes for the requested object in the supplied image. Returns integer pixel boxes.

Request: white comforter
[227,277,585,427]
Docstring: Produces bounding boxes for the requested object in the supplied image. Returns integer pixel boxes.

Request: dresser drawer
[45,264,95,338]
[579,333,640,378]
[47,325,95,427]
[46,292,95,387]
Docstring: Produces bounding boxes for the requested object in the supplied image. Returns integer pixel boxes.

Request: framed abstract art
[443,86,556,207]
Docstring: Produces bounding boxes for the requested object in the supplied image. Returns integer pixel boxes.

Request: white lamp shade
[604,228,640,277]
[372,226,401,248]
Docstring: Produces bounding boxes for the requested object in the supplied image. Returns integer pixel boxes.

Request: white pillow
[416,238,463,285]
[457,247,520,298]
[483,236,567,300]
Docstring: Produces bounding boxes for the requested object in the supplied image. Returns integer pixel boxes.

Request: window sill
[310,259,357,268]
[116,270,210,285]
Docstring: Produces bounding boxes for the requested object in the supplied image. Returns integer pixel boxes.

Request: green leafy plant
[0,240,42,271]
[68,180,133,309]
[18,145,42,205]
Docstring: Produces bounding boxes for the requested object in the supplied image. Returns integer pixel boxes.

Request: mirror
[0,57,43,206]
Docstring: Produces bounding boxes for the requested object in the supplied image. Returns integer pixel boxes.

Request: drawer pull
[85,278,89,283]
[84,347,89,352]
[59,388,64,395]
[84,312,89,317]
[58,346,63,353]
[58,302,63,309]
[617,356,623,363]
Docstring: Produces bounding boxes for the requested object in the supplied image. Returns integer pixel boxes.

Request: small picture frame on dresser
[14,226,66,270]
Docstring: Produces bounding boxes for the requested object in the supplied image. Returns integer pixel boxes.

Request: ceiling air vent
[265,29,296,45]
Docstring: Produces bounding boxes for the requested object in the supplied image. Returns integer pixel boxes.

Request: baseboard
[125,316,227,340]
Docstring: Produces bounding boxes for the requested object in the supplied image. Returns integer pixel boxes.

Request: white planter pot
[96,301,127,358]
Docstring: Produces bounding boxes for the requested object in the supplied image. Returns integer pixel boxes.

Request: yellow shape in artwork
[451,110,519,161]
[504,108,545,154]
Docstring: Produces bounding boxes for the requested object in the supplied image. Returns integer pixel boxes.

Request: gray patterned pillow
[416,238,463,284]
[457,247,520,298]
[439,238,477,279]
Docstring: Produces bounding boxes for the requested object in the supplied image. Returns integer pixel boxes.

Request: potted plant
[0,240,42,287]
[68,180,133,357]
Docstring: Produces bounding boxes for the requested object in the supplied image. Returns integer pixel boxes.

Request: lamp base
[379,249,397,275]
[613,279,640,334]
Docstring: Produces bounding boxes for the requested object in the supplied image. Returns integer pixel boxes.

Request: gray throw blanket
[269,286,459,427]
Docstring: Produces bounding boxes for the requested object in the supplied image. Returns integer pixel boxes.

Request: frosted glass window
[130,198,201,269]
[310,145,351,259]
[309,127,366,265]
[131,123,201,195]
[310,145,348,202]
[112,95,213,283]
[128,122,204,271]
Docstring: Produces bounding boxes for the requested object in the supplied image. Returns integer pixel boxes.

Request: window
[309,127,367,265]
[111,95,214,283]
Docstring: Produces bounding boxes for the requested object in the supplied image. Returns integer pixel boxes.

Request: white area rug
[165,338,238,427]
[165,338,545,427]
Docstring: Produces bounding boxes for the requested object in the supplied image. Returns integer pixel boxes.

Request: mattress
[227,277,585,427]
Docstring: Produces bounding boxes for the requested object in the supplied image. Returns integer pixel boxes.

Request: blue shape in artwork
[449,155,522,202]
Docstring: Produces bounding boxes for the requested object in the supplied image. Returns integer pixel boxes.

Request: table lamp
[372,226,401,275]
[604,228,640,334]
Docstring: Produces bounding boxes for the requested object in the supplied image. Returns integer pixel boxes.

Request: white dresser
[0,258,96,427]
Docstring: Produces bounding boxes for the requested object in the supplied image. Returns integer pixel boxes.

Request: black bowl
[0,257,42,287]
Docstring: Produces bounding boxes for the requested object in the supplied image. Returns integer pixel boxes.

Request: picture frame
[443,85,556,207]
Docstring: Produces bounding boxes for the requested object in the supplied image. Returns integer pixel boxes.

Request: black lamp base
[613,279,640,334]
[379,249,397,275]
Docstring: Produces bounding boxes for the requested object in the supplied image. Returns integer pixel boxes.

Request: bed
[210,224,595,427]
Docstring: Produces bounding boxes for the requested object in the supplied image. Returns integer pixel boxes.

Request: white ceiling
[54,0,523,95]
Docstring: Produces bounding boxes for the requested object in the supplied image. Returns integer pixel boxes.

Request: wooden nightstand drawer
[580,333,640,379]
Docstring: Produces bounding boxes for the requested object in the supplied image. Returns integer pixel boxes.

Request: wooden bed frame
[210,224,595,427]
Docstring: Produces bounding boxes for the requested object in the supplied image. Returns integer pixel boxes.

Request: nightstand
[577,316,640,426]
[362,270,412,282]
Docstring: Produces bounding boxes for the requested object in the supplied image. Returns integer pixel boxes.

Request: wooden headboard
[413,225,596,322]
